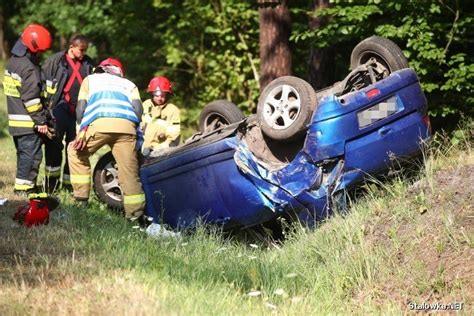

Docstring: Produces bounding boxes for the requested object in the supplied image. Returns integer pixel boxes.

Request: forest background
[0,2,473,313]
[1,0,472,137]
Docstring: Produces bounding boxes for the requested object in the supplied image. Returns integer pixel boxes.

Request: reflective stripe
[46,165,61,172]
[24,98,41,106]
[14,183,35,190]
[46,171,61,177]
[83,104,138,121]
[25,103,42,113]
[123,194,146,205]
[80,75,139,129]
[45,165,61,177]
[70,174,91,184]
[9,120,35,128]
[47,86,57,94]
[8,114,33,121]
[63,174,71,184]
[87,98,133,111]
[29,192,48,199]
[5,70,22,82]
[46,80,57,94]
[24,98,42,113]
[3,71,21,97]
[15,178,34,185]
[87,73,136,96]
[80,98,139,130]
[9,113,34,128]
[14,178,35,191]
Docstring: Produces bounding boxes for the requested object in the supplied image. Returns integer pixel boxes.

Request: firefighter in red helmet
[3,24,53,194]
[141,76,181,155]
[68,57,146,221]
[20,24,52,53]
[97,58,125,76]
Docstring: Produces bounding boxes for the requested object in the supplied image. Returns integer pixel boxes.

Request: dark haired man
[42,34,95,192]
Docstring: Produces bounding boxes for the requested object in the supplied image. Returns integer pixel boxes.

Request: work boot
[62,183,73,192]
[13,186,37,197]
[44,177,60,194]
[128,214,153,228]
[73,197,89,207]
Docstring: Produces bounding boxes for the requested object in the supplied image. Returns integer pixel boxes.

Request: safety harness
[64,53,84,113]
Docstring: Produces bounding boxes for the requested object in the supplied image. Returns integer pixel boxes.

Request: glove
[46,127,56,139]
[142,147,151,157]
[136,127,144,152]
[72,127,88,151]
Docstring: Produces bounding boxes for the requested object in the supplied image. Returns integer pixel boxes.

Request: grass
[1,68,473,314]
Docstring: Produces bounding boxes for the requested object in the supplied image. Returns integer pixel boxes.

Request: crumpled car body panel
[140,69,431,230]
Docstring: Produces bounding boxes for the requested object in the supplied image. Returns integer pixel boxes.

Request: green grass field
[0,64,472,314]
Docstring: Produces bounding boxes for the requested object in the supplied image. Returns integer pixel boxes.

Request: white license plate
[357,96,399,128]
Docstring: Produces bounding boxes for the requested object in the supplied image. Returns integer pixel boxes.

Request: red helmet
[98,57,124,76]
[21,24,52,53]
[147,76,173,95]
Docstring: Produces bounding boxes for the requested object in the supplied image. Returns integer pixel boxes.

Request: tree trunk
[308,0,333,90]
[59,34,67,50]
[258,0,292,91]
[0,5,10,60]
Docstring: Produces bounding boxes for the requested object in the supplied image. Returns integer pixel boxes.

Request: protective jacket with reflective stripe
[141,99,181,149]
[77,73,141,130]
[42,51,94,109]
[3,52,49,136]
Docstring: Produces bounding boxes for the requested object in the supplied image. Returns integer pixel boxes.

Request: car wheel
[93,151,123,210]
[199,100,245,133]
[350,36,409,74]
[257,76,318,142]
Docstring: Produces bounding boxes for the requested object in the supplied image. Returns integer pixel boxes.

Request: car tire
[199,100,245,133]
[93,151,123,210]
[257,76,318,142]
[350,36,409,73]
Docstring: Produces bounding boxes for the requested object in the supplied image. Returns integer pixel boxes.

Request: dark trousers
[13,133,43,191]
[44,101,76,191]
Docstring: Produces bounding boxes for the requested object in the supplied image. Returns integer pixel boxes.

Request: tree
[0,5,7,60]
[307,0,332,89]
[291,0,474,122]
[0,2,18,60]
[154,1,260,117]
[258,0,292,91]
[4,0,472,132]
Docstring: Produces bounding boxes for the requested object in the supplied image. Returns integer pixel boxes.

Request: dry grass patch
[0,271,172,315]
[353,141,473,310]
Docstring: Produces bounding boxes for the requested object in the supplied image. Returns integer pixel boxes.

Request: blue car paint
[140,137,305,228]
[314,68,420,122]
[140,69,431,230]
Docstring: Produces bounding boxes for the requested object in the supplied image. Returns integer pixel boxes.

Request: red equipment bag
[13,193,60,227]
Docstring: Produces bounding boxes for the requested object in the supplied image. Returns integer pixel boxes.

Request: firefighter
[68,58,146,220]
[42,34,95,192]
[3,24,53,194]
[141,76,181,155]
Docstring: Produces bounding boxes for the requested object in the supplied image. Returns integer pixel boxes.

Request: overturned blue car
[93,36,431,230]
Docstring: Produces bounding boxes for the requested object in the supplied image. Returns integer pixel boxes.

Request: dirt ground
[367,161,473,309]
